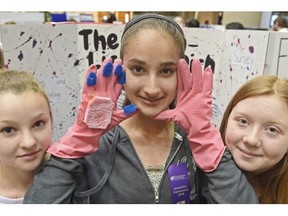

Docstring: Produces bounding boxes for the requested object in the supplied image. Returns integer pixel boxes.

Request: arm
[48,57,137,158]
[24,156,88,204]
[202,149,259,204]
[154,59,225,172]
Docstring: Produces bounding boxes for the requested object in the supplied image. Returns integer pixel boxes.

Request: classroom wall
[222,12,262,28]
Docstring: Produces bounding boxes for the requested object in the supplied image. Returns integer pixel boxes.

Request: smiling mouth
[140,96,162,104]
[19,150,41,158]
[238,147,261,157]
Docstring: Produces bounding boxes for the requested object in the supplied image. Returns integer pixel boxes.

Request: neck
[121,113,174,137]
[0,163,35,198]
[121,113,175,165]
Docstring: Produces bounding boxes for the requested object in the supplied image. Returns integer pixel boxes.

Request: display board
[213,30,269,124]
[1,24,80,141]
[0,23,270,141]
[264,31,288,78]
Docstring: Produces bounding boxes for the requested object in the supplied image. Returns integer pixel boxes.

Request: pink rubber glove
[154,59,225,172]
[48,57,137,158]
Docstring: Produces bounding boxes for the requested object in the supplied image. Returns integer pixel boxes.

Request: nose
[242,128,261,147]
[143,74,161,97]
[20,130,37,149]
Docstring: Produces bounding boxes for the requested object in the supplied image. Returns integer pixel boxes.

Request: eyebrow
[127,58,146,65]
[160,61,177,67]
[127,58,177,67]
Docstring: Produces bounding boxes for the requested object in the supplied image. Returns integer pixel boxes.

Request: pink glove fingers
[109,59,125,102]
[82,64,98,95]
[97,58,114,96]
[177,59,192,93]
[48,56,137,159]
[153,58,225,172]
[114,73,125,100]
[202,66,213,95]
[106,58,122,90]
[191,59,203,93]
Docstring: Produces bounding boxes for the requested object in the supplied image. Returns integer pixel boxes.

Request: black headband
[122,13,186,46]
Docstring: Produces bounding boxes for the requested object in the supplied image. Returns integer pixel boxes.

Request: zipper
[155,132,184,203]
[130,130,184,204]
[154,190,160,203]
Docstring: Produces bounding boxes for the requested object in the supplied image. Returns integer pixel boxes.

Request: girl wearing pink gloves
[24,13,258,204]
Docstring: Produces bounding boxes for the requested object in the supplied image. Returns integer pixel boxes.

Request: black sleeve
[23,155,88,204]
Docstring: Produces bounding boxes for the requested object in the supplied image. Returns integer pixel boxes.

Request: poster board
[0,23,270,141]
[264,31,288,78]
[213,30,269,125]
[1,24,80,141]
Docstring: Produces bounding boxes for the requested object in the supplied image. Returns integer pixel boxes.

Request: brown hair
[274,15,288,28]
[220,75,288,203]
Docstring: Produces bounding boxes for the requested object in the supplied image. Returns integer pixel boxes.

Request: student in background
[273,15,288,32]
[24,13,258,204]
[0,69,52,204]
[173,16,185,27]
[220,75,288,203]
[225,22,244,30]
[186,18,200,28]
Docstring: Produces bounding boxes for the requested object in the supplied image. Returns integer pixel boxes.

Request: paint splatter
[32,39,37,48]
[74,59,79,66]
[188,44,198,48]
[237,38,243,51]
[18,51,23,61]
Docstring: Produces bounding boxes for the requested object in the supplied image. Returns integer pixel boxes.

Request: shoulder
[279,28,288,32]
[102,125,129,144]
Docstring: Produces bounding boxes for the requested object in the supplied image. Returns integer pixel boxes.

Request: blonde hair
[220,75,288,203]
[0,69,52,120]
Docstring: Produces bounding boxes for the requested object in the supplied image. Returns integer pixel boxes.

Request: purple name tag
[168,162,190,204]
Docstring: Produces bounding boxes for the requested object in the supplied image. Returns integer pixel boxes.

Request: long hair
[220,75,288,203]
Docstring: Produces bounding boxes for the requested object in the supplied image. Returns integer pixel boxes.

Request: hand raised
[48,57,137,158]
[154,59,225,172]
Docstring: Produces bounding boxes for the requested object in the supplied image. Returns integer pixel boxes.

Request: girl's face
[225,95,288,174]
[123,29,180,117]
[0,91,52,172]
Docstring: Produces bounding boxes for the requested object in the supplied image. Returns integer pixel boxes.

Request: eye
[237,118,249,126]
[0,127,16,136]
[33,120,45,128]
[265,126,280,135]
[160,68,175,76]
[130,66,144,74]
